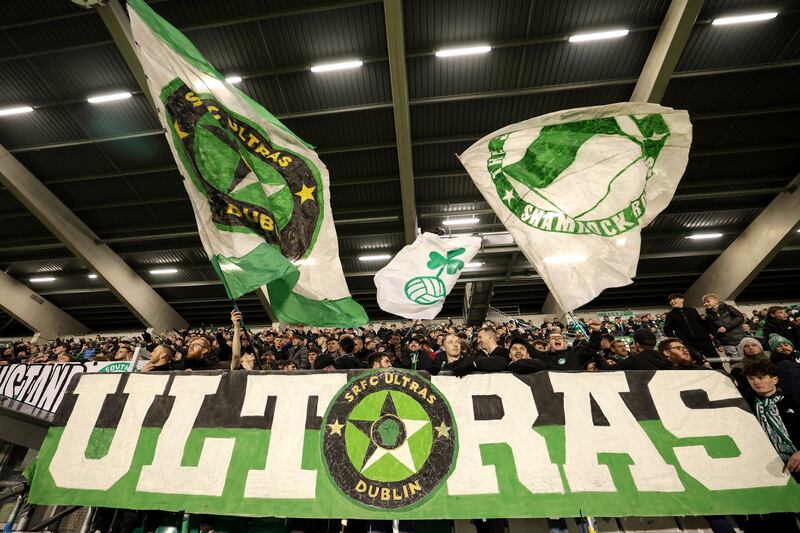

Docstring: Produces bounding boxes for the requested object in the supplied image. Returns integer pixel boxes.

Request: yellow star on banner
[434,421,451,439]
[294,184,316,204]
[328,419,344,435]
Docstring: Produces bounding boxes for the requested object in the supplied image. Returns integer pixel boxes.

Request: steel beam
[631,0,704,103]
[383,0,418,245]
[463,281,495,325]
[96,0,156,110]
[0,144,188,333]
[0,271,89,340]
[684,173,800,304]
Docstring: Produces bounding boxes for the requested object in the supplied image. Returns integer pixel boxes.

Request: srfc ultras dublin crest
[163,82,321,260]
[322,369,456,509]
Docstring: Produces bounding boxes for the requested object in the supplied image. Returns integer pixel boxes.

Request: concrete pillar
[383,0,418,245]
[630,0,704,103]
[0,271,89,341]
[684,174,800,304]
[0,146,188,334]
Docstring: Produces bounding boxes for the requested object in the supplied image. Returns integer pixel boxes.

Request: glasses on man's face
[670,345,688,352]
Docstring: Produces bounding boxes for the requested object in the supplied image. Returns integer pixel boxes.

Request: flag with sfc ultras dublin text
[375,233,482,319]
[459,103,692,312]
[128,0,366,326]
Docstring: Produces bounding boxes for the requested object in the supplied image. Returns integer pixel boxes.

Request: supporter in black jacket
[450,327,509,376]
[432,333,465,374]
[605,331,709,371]
[762,306,800,348]
[532,329,596,371]
[742,361,800,480]
[663,293,716,361]
[771,349,800,405]
[702,293,746,351]
[399,336,435,372]
[506,337,546,374]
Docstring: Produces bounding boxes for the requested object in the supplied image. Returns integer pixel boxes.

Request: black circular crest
[321,369,456,510]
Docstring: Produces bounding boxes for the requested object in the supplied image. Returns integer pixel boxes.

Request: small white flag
[459,102,691,312]
[375,233,482,319]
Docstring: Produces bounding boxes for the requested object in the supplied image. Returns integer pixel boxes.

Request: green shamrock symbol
[426,248,466,278]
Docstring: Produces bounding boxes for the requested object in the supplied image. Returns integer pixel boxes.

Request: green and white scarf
[754,394,797,461]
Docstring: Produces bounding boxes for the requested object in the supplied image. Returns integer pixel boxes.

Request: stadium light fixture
[0,105,34,117]
[686,233,723,240]
[443,217,479,226]
[30,277,56,283]
[87,91,132,104]
[149,268,179,274]
[225,75,243,84]
[712,12,778,26]
[568,29,629,43]
[310,60,363,73]
[358,254,392,262]
[466,262,484,268]
[87,274,98,279]
[435,45,491,58]
[543,255,587,265]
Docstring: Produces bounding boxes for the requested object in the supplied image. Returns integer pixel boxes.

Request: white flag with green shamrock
[375,233,482,319]
[459,103,692,312]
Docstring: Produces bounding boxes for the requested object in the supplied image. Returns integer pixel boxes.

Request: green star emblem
[346,391,432,482]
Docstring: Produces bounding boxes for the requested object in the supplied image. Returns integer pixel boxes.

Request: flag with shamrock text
[459,103,691,312]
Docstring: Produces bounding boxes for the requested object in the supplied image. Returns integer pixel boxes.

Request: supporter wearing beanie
[313,353,336,371]
[769,335,797,362]
[737,337,770,361]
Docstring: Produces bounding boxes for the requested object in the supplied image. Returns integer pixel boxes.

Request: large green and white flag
[375,233,481,319]
[128,0,366,326]
[459,103,691,312]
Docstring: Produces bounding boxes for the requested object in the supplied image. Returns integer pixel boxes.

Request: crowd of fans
[1,293,799,532]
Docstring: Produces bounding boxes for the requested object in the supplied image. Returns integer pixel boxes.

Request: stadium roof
[0,0,799,334]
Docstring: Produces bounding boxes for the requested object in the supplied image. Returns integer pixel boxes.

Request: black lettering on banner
[472,395,505,421]
[0,363,99,414]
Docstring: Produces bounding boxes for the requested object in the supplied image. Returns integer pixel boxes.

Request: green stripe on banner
[30,370,799,519]
[28,424,797,519]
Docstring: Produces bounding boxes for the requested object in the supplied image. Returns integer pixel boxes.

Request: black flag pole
[232,300,264,370]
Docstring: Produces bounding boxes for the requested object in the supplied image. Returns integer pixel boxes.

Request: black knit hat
[313,353,336,370]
